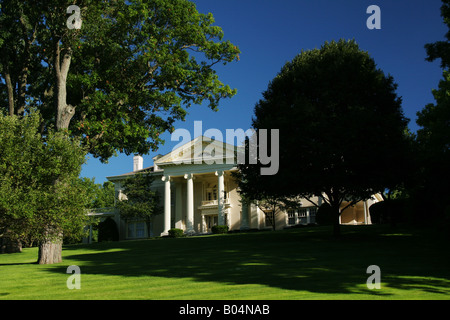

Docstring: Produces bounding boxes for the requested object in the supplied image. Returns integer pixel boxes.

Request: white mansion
[101,136,381,240]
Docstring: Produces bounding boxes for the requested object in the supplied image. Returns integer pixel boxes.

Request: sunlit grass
[1,225,449,300]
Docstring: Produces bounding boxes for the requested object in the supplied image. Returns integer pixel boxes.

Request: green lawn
[1,225,449,300]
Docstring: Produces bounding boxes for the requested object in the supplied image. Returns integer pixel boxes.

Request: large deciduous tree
[414,0,450,223]
[236,39,410,236]
[0,112,88,261]
[0,0,239,263]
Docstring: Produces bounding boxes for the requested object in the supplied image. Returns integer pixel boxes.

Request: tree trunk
[37,41,74,265]
[16,15,37,116]
[4,68,15,116]
[272,211,276,231]
[333,205,341,237]
[38,240,62,264]
[55,41,75,131]
[37,220,65,264]
[37,229,63,264]
[325,190,342,237]
[0,230,22,254]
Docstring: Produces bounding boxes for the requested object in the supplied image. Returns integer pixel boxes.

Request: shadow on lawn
[49,225,450,297]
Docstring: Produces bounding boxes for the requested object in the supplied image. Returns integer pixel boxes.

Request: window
[127,221,147,239]
[136,222,145,238]
[265,211,274,227]
[309,207,317,224]
[205,186,227,202]
[295,207,318,225]
[298,208,308,224]
[206,187,218,201]
[208,215,218,229]
[287,209,296,225]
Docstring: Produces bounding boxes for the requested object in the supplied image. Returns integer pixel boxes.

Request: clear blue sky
[80,0,447,184]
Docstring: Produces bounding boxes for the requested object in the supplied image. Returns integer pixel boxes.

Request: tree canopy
[413,0,450,223]
[80,178,115,209]
[116,171,163,227]
[0,0,240,161]
[0,112,88,256]
[236,39,410,235]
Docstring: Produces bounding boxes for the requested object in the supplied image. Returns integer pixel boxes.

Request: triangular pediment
[155,136,243,166]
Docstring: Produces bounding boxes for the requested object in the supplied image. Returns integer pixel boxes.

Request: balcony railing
[201,199,230,207]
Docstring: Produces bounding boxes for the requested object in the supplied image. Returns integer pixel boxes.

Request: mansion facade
[101,136,381,240]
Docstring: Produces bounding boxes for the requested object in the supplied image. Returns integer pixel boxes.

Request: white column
[184,173,195,234]
[215,171,225,226]
[363,201,368,225]
[175,182,183,230]
[161,175,171,236]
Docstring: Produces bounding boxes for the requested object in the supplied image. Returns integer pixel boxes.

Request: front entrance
[204,215,218,233]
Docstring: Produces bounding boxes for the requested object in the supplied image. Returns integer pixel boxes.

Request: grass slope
[0,225,449,300]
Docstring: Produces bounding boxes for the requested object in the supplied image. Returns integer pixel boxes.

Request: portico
[159,170,235,236]
[155,136,241,236]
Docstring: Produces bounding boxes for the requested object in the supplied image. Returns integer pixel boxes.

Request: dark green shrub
[212,225,229,234]
[369,201,385,224]
[168,228,184,238]
[98,217,119,242]
[369,199,407,225]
